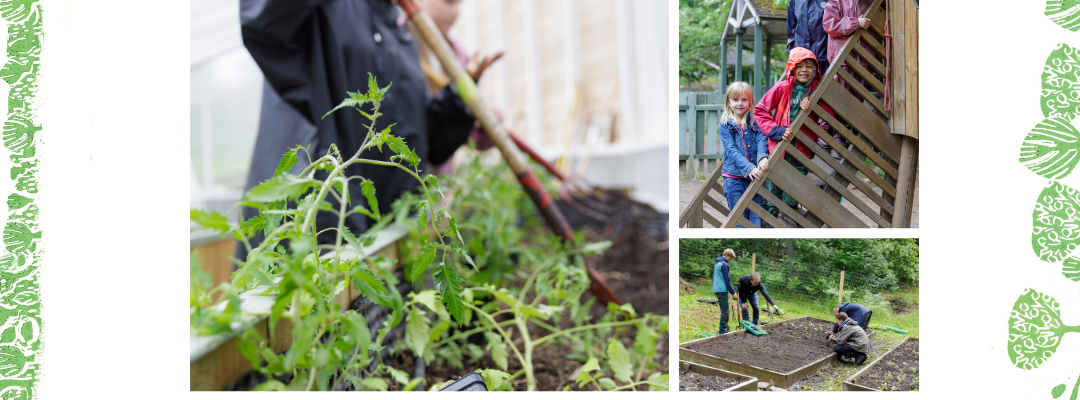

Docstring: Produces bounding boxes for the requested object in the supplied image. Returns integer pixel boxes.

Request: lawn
[678,278,920,391]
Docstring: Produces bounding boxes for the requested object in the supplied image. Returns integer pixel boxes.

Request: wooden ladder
[679,0,914,228]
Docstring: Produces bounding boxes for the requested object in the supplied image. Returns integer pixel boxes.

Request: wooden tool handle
[837,271,845,306]
[399,0,621,305]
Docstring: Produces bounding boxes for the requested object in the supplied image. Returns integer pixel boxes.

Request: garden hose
[397,0,622,305]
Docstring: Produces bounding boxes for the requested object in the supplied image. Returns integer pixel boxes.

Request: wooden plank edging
[843,336,919,391]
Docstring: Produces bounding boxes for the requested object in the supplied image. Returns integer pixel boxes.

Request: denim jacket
[719,117,769,177]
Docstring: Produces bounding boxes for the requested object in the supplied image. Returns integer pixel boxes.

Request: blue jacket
[838,302,871,323]
[719,118,769,177]
[712,257,736,294]
[787,0,829,63]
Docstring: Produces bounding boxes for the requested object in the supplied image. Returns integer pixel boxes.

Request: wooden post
[765,41,772,88]
[735,28,743,82]
[752,254,756,275]
[892,136,918,227]
[754,24,763,99]
[720,40,728,90]
[837,271,845,305]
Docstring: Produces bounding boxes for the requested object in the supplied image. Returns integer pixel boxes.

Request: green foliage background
[679,0,791,91]
[679,239,918,308]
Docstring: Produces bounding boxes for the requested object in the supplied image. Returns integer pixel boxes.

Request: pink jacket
[822,0,873,63]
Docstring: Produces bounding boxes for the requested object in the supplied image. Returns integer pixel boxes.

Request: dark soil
[559,191,669,317]
[390,332,670,391]
[684,319,835,373]
[679,370,748,391]
[852,341,919,391]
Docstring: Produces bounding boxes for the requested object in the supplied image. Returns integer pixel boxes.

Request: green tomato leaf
[1032,180,1080,263]
[576,357,600,387]
[486,332,509,370]
[384,134,420,167]
[1008,288,1064,370]
[412,290,437,311]
[582,240,613,256]
[323,93,368,119]
[1043,43,1080,118]
[246,173,314,203]
[633,323,659,360]
[190,209,230,234]
[479,369,511,391]
[358,378,388,391]
[434,264,466,325]
[403,377,425,391]
[353,268,394,308]
[340,225,366,258]
[411,242,438,282]
[598,378,617,390]
[272,146,299,178]
[1047,1,1080,32]
[385,366,410,385]
[1020,116,1080,179]
[252,379,287,391]
[607,340,633,383]
[360,178,380,219]
[646,372,669,391]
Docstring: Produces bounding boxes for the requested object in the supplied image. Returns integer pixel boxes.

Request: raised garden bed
[679,360,757,391]
[189,224,408,391]
[678,316,875,388]
[844,337,919,391]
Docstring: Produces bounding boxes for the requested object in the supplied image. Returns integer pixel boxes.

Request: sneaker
[817,137,832,150]
[838,356,855,364]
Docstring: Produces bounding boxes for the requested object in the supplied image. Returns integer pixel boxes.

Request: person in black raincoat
[237,0,479,260]
[786,0,830,74]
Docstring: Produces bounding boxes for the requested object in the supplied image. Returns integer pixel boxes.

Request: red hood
[784,47,820,80]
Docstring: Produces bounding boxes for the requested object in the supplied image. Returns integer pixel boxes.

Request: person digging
[832,301,873,333]
[737,273,781,327]
[829,312,872,365]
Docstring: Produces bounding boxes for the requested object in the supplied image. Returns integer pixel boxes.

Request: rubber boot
[854,353,867,365]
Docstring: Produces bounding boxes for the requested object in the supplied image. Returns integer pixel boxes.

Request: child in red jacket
[753,47,835,223]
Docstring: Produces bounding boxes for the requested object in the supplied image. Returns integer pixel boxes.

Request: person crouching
[830,312,871,365]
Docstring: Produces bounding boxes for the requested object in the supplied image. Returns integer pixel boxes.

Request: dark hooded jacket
[786,0,829,63]
[239,0,475,241]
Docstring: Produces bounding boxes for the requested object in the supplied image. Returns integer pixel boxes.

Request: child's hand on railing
[858,17,870,29]
[800,97,811,111]
[748,167,762,180]
[758,157,769,171]
[783,126,795,142]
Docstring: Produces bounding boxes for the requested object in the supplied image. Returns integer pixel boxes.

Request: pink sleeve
[822,0,858,38]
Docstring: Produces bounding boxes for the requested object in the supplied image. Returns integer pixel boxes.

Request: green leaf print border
[0,0,42,398]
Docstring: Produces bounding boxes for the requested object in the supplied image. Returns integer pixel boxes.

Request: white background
[38,0,1067,398]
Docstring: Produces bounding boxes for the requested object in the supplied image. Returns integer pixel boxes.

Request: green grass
[678,278,919,391]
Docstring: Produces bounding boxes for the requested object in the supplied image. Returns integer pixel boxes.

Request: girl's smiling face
[794,59,816,83]
[729,91,751,118]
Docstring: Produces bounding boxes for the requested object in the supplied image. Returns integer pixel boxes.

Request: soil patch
[391,332,670,391]
[679,369,748,391]
[558,191,669,316]
[853,341,919,391]
[684,319,835,373]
